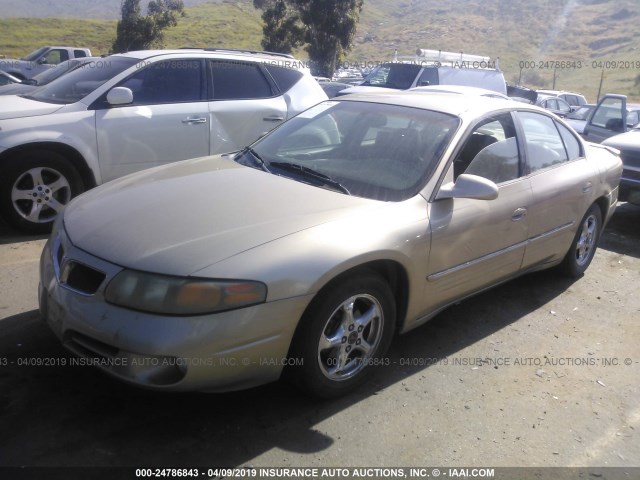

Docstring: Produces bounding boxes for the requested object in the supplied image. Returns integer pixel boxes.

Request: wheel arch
[0,142,97,190]
[298,259,410,336]
[593,194,612,233]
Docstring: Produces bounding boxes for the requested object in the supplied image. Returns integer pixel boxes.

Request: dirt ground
[0,203,638,476]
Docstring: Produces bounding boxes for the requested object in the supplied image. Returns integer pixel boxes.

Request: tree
[112,0,185,53]
[254,0,364,77]
[253,0,304,54]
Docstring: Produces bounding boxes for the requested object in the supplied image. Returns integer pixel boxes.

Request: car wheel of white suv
[0,151,84,233]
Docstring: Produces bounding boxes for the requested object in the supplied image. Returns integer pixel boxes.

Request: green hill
[1,0,639,101]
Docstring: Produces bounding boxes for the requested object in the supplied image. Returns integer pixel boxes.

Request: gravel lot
[0,203,638,475]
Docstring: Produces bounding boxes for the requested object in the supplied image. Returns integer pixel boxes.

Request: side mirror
[37,57,47,65]
[436,174,499,201]
[106,87,134,106]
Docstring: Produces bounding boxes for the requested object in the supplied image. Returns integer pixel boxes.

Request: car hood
[64,155,379,276]
[602,129,640,152]
[0,95,64,119]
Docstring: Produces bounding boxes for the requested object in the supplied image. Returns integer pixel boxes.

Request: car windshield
[240,100,459,202]
[566,106,592,120]
[361,63,421,89]
[23,57,138,104]
[21,47,48,61]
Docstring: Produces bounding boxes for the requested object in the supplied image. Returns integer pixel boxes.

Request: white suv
[0,49,327,232]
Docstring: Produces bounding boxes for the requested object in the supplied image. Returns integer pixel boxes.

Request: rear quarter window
[264,65,303,93]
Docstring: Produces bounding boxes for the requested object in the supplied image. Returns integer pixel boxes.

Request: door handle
[182,117,207,124]
[582,182,593,193]
[263,115,284,122]
[511,208,527,221]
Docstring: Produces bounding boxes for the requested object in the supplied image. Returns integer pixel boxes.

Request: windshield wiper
[270,161,350,194]
[237,147,270,172]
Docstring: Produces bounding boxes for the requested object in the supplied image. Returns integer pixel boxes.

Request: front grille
[60,261,106,295]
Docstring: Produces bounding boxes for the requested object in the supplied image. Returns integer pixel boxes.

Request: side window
[264,65,303,93]
[557,99,572,115]
[590,97,624,129]
[418,67,439,87]
[626,110,639,127]
[44,49,68,65]
[517,111,569,173]
[209,61,273,100]
[74,50,88,58]
[119,59,203,105]
[455,114,521,184]
[556,122,582,160]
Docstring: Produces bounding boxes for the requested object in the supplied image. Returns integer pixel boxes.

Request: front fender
[195,195,431,326]
[0,110,101,184]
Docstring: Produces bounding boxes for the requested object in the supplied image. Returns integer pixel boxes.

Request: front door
[95,58,210,182]
[426,113,532,311]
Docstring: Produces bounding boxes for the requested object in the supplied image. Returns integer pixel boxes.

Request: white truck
[0,46,92,80]
[339,49,507,96]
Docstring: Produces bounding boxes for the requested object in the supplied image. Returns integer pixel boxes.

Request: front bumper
[38,230,312,392]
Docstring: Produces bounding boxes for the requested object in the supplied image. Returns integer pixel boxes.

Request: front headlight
[104,270,267,315]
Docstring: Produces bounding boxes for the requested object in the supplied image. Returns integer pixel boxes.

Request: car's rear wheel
[288,271,395,398]
[560,204,602,277]
[0,151,84,234]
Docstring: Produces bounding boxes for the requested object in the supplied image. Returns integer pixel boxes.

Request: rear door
[583,94,627,143]
[207,60,287,153]
[515,111,595,269]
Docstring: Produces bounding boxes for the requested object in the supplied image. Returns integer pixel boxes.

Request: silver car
[39,93,622,398]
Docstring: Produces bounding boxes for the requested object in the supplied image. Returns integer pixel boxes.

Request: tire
[560,204,602,278]
[287,271,396,398]
[0,150,84,234]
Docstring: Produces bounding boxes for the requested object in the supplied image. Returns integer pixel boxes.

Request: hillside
[1,0,639,101]
[0,0,219,19]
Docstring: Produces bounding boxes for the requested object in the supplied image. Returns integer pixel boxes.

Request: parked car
[564,104,595,135]
[602,125,640,206]
[536,90,588,110]
[39,92,622,398]
[410,85,510,99]
[0,49,327,233]
[536,95,572,117]
[582,94,640,144]
[0,70,21,86]
[0,57,102,96]
[0,46,92,80]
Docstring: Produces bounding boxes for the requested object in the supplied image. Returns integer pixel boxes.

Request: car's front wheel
[288,271,396,398]
[0,151,84,234]
[560,204,602,277]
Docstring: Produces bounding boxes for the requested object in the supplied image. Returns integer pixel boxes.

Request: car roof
[537,89,585,96]
[337,91,537,118]
[409,85,509,99]
[112,48,298,63]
